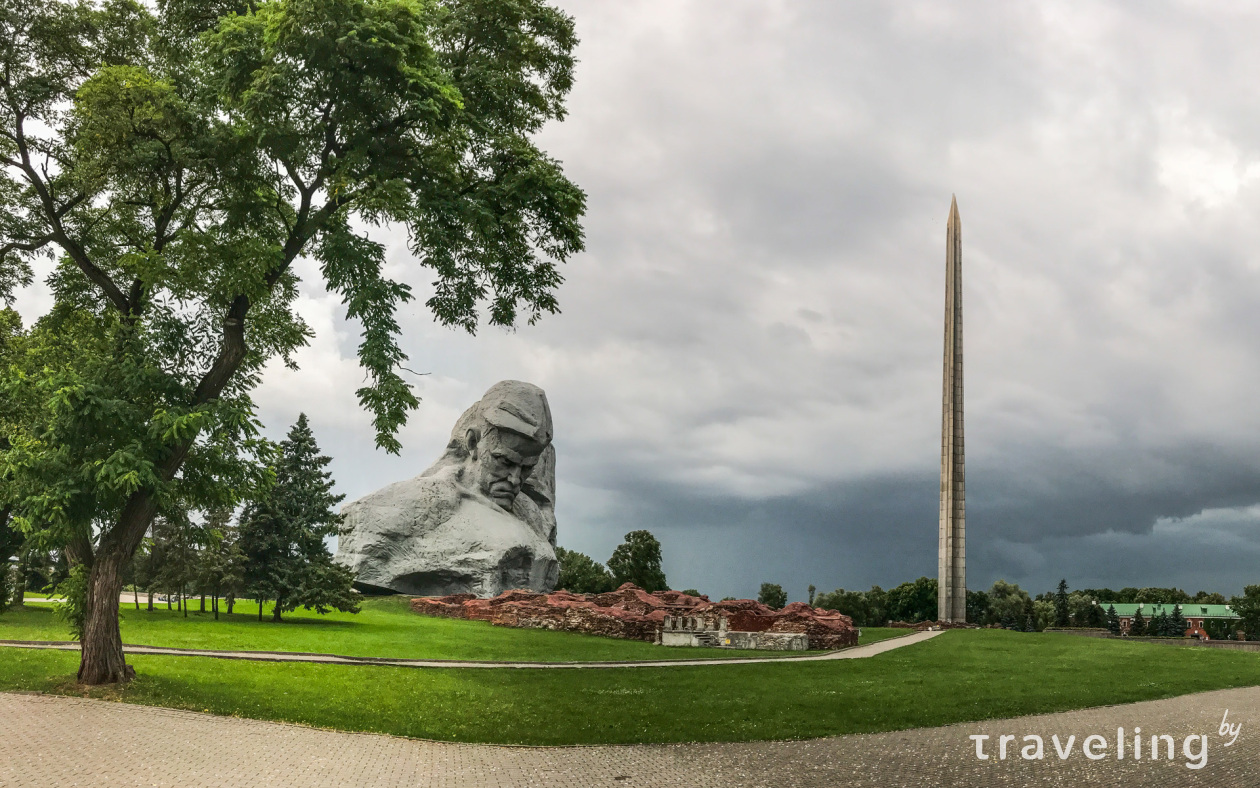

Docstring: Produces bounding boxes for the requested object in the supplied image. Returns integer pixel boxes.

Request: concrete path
[0,629,940,669]
[2,685,1257,787]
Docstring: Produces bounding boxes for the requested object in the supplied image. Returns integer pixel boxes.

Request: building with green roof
[1106,603,1240,638]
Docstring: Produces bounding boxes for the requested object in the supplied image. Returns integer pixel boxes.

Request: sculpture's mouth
[489,483,517,506]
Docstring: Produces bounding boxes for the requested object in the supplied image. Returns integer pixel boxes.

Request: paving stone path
[0,629,940,669]
[3,685,1258,787]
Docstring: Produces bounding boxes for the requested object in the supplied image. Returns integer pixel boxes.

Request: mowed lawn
[2,629,1259,744]
[0,598,895,661]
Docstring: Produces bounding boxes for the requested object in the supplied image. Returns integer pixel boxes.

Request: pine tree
[1053,579,1070,627]
[1022,597,1037,632]
[1106,604,1121,635]
[197,511,246,621]
[240,415,359,622]
[1130,607,1147,636]
[1169,604,1188,638]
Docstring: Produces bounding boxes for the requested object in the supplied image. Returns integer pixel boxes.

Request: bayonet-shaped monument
[939,196,966,623]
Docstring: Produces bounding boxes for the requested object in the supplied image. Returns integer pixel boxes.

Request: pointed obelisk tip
[948,194,959,225]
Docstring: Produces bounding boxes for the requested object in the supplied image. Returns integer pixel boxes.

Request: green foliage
[679,589,701,598]
[806,584,815,606]
[52,564,90,639]
[553,546,613,594]
[240,414,358,620]
[965,589,989,624]
[1135,587,1191,604]
[885,577,937,623]
[606,530,667,592]
[1106,604,1121,635]
[1130,608,1147,636]
[814,586,888,627]
[757,583,787,610]
[1167,604,1188,637]
[986,580,1030,627]
[196,511,245,616]
[1032,599,1054,631]
[1230,586,1260,640]
[1053,579,1070,627]
[0,0,584,677]
[1204,618,1238,641]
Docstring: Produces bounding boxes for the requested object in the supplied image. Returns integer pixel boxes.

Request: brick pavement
[2,686,1258,787]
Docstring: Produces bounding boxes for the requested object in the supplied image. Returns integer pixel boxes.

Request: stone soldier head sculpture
[429,381,555,516]
[336,380,559,596]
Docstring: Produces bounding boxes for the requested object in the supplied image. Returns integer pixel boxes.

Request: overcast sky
[21,1,1260,601]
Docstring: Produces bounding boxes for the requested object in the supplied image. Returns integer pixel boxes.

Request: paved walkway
[2,686,1257,787]
[0,630,941,669]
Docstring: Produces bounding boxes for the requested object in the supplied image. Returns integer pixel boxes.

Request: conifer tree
[240,414,358,622]
[1106,604,1121,635]
[197,509,245,621]
[1053,579,1070,627]
[1169,604,1188,638]
[1130,607,1147,636]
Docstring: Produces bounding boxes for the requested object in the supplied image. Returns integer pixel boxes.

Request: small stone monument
[335,380,559,596]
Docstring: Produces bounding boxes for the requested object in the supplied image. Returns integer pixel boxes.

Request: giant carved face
[467,427,545,511]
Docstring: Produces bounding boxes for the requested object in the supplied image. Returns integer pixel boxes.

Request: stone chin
[334,380,559,598]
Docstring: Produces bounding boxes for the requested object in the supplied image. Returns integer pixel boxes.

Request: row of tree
[0,0,585,685]
[1101,603,1190,638]
[555,531,669,594]
[2,415,359,625]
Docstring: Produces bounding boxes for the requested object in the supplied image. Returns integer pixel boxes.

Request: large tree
[886,576,937,623]
[0,0,584,682]
[554,546,613,595]
[240,413,356,621]
[607,530,667,593]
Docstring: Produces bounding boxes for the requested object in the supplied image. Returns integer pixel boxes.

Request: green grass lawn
[0,598,865,661]
[1,629,1258,745]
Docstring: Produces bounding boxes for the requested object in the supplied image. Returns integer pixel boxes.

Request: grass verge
[2,629,1258,745]
[0,598,860,661]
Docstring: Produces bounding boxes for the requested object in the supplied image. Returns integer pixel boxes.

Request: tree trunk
[257,599,263,622]
[272,600,282,623]
[77,551,134,684]
[226,593,235,615]
[11,552,26,607]
[133,585,139,610]
[199,593,205,613]
[212,594,219,621]
[147,588,153,611]
[72,296,253,684]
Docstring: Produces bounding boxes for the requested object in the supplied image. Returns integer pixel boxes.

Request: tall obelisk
[938,196,966,623]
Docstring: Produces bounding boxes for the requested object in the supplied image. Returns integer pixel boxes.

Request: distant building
[1111,603,1240,638]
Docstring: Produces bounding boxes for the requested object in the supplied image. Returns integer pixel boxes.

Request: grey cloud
[233,1,1260,600]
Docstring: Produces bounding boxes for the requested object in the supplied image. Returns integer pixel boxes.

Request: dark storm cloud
[217,1,1260,599]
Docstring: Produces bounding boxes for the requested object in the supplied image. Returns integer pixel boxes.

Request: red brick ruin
[411,583,859,650]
